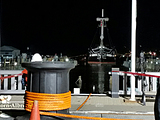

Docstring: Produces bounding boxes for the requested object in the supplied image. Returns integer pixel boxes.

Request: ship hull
[87,55,116,65]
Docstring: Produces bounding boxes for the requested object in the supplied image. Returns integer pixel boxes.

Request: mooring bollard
[19,54,75,120]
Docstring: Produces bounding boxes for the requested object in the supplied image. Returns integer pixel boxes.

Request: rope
[26,106,137,120]
[112,71,160,78]
[76,93,92,111]
[25,91,71,111]
[0,69,26,81]
[39,111,138,120]
[25,91,139,120]
[0,73,23,80]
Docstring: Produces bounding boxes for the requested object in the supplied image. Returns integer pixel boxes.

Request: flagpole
[130,0,137,101]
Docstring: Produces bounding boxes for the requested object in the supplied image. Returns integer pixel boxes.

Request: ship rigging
[88,9,117,64]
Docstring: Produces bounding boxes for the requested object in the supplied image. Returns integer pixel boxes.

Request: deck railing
[110,68,159,98]
[0,70,25,94]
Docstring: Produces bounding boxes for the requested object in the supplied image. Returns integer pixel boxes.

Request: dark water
[69,64,113,94]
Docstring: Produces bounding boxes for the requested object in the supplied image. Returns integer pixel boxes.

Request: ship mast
[96,9,109,49]
[89,9,116,61]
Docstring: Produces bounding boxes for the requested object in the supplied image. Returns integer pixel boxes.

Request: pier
[0,68,157,119]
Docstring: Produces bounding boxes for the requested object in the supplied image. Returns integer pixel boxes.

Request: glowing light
[65,58,69,62]
[14,62,17,66]
[153,52,156,56]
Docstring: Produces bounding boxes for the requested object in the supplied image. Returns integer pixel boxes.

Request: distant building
[0,46,20,59]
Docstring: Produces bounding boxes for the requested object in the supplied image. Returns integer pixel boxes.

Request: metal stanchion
[140,51,146,106]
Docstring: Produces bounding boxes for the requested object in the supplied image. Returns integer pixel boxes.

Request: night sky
[1,1,160,56]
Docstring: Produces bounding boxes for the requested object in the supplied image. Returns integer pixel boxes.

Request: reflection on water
[70,64,113,94]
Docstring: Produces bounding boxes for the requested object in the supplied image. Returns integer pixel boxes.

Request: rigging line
[89,26,99,50]
[105,27,117,54]
[105,26,114,48]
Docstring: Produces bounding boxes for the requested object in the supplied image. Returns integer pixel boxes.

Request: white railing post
[18,75,22,90]
[4,75,8,90]
[153,77,157,91]
[11,77,15,90]
[14,79,17,90]
[146,77,149,91]
[137,77,141,92]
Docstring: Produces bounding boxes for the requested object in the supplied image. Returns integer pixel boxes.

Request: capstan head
[31,53,42,62]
